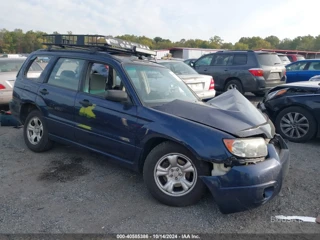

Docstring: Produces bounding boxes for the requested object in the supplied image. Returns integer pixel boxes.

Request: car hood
[153,89,275,138]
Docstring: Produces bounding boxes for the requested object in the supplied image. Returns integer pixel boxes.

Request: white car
[157,60,216,100]
[0,58,42,104]
[309,75,320,81]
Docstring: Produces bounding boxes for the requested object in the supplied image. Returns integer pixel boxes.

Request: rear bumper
[201,134,290,214]
[196,90,216,100]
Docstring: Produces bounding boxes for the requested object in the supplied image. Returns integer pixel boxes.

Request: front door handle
[79,99,93,107]
[203,69,208,72]
[40,89,49,95]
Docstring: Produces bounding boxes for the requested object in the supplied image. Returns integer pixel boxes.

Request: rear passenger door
[209,54,233,90]
[74,61,138,163]
[37,57,85,140]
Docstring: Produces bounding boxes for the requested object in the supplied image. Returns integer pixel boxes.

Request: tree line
[1,28,320,54]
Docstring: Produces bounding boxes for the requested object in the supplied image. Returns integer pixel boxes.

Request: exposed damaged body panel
[154,89,275,138]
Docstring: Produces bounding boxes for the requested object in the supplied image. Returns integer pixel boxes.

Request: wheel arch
[138,137,203,173]
[224,77,243,90]
[20,102,41,124]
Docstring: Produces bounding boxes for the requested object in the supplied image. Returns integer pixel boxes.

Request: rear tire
[23,110,53,152]
[224,80,244,94]
[275,106,317,143]
[143,142,210,207]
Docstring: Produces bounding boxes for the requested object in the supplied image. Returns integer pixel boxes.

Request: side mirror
[190,61,195,67]
[105,90,128,102]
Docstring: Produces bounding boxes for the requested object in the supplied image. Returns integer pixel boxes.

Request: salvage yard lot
[0,97,319,234]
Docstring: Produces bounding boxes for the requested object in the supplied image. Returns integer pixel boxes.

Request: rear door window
[47,58,85,91]
[257,53,282,66]
[212,54,232,66]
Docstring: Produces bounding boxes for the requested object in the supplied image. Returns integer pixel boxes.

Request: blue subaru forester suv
[10,34,290,214]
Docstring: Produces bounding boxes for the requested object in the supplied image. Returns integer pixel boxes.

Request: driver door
[74,61,138,162]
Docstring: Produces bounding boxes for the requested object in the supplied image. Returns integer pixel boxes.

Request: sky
[1,0,319,44]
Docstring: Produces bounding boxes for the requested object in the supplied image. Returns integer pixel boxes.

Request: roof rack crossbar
[42,34,156,57]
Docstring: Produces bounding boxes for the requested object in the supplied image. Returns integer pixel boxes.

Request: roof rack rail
[42,34,156,57]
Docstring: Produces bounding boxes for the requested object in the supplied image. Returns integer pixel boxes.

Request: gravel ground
[0,98,319,235]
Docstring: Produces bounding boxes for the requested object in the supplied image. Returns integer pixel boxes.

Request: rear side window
[25,56,52,80]
[47,58,85,91]
[232,54,247,65]
[257,53,282,66]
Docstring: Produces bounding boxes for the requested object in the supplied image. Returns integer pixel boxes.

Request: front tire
[143,142,210,207]
[275,106,317,143]
[23,110,53,152]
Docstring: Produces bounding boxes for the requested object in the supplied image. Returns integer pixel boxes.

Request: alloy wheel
[26,117,43,145]
[280,112,309,139]
[154,153,197,197]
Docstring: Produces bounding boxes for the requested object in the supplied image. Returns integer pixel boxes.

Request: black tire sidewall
[23,110,52,152]
[225,80,244,94]
[275,106,317,143]
[143,142,210,207]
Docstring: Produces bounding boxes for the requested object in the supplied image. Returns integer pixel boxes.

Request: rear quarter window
[24,56,53,80]
[232,54,247,65]
[257,53,282,66]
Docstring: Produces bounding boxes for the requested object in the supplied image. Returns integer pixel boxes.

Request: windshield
[124,64,198,106]
[158,61,198,75]
[257,53,282,66]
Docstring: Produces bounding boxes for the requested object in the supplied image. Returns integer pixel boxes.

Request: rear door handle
[203,69,208,72]
[79,99,93,107]
[40,89,49,95]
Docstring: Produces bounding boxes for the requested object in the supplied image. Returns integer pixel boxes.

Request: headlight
[223,138,268,158]
[265,88,287,101]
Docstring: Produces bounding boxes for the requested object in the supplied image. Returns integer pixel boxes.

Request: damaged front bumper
[200,134,290,214]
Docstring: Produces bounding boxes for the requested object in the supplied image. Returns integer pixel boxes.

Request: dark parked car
[286,54,305,62]
[258,81,320,143]
[285,59,320,83]
[191,50,286,96]
[10,34,290,214]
